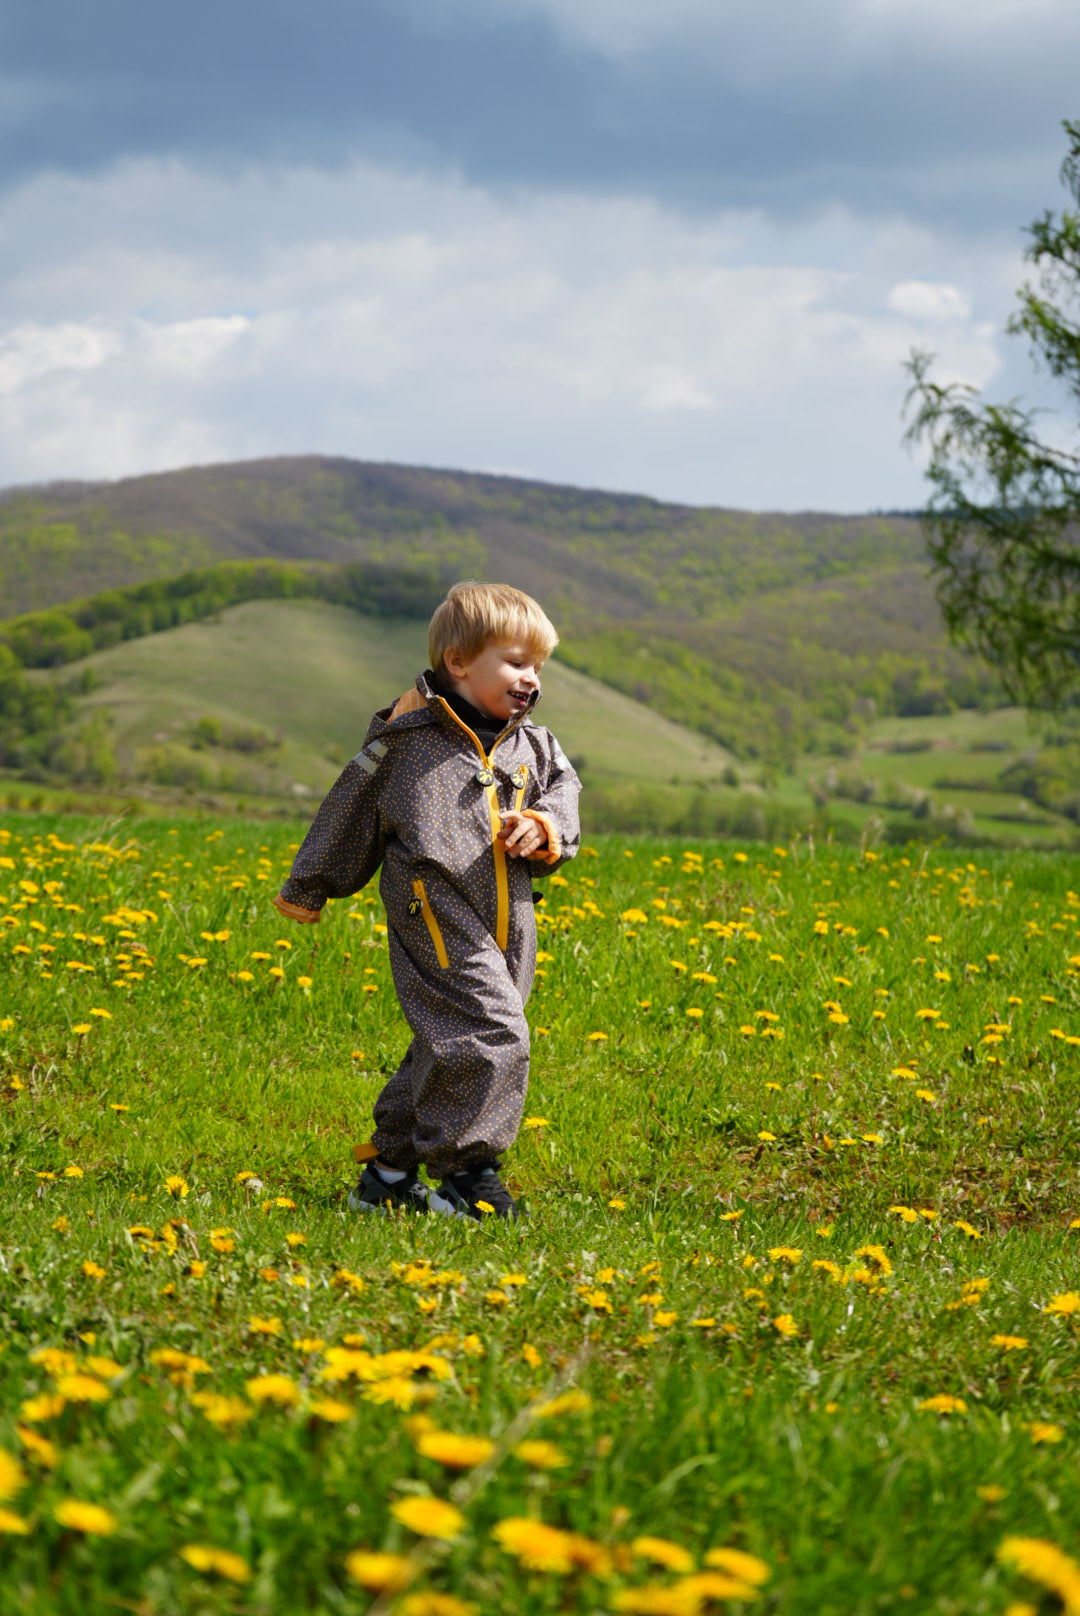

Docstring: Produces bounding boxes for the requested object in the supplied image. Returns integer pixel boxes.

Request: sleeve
[522,728,582,876]
[273,732,391,923]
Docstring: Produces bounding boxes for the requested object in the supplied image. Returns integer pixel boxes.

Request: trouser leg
[373,934,530,1177]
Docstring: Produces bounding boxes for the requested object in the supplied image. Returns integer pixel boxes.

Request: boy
[274,581,581,1220]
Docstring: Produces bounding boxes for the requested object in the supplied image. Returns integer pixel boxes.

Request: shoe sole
[347,1186,430,1214]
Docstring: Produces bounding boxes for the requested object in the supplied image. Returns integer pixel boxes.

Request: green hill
[0,455,995,764]
[59,598,738,808]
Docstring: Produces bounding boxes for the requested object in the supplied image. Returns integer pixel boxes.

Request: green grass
[3,812,1080,1612]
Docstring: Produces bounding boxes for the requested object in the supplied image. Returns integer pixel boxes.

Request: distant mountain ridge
[0,454,994,762]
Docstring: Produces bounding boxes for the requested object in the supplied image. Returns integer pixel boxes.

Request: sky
[0,0,1077,511]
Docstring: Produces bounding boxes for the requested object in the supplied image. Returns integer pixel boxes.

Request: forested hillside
[0,456,998,765]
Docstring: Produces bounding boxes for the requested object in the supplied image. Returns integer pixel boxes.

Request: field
[3,812,1080,1614]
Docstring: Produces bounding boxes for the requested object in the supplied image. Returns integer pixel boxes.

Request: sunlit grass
[2,815,1080,1613]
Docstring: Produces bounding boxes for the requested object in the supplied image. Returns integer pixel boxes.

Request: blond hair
[428,581,559,674]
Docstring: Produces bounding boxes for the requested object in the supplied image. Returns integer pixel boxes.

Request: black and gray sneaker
[347,1162,430,1214]
[429,1162,519,1222]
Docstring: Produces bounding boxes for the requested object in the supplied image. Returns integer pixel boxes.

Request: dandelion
[997,1537,1080,1611]
[768,1247,802,1264]
[0,1509,30,1535]
[772,1314,798,1338]
[992,1334,1029,1352]
[586,1031,608,1042]
[416,1430,495,1469]
[81,1260,106,1281]
[179,1545,251,1582]
[55,1374,110,1404]
[633,1536,696,1573]
[164,1175,189,1198]
[523,1116,549,1129]
[1045,1292,1080,1316]
[345,1551,416,1592]
[703,1547,771,1584]
[918,1394,966,1414]
[246,1375,301,1407]
[390,1496,464,1540]
[307,1398,354,1422]
[954,1220,982,1239]
[399,1595,478,1616]
[248,1316,283,1335]
[608,1197,627,1210]
[491,1517,576,1573]
[1026,1422,1064,1444]
[0,1451,26,1502]
[54,1499,117,1535]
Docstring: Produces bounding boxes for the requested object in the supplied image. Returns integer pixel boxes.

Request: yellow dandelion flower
[918,1394,966,1414]
[768,1247,802,1264]
[54,1499,117,1535]
[492,1517,576,1573]
[0,1451,26,1503]
[1026,1422,1065,1445]
[703,1547,770,1584]
[515,1439,570,1470]
[55,1374,110,1404]
[997,1537,1080,1610]
[399,1594,478,1616]
[772,1314,798,1338]
[179,1544,251,1582]
[344,1551,416,1592]
[390,1496,464,1540]
[992,1335,1029,1352]
[307,1398,354,1422]
[586,1031,608,1042]
[632,1536,696,1573]
[416,1431,495,1469]
[0,1508,30,1535]
[245,1374,301,1407]
[164,1175,189,1198]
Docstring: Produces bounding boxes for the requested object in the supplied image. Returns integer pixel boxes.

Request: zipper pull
[475,767,495,786]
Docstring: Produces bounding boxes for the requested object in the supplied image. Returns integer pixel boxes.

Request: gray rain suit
[275,672,581,1174]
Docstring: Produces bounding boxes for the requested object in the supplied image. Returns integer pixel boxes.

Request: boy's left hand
[497,811,548,859]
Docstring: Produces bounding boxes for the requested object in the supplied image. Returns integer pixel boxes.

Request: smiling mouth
[508,690,531,707]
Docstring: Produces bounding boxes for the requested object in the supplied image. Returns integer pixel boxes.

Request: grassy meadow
[3,812,1080,1613]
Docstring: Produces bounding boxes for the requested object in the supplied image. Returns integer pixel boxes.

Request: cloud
[0,156,1036,509]
[0,0,1076,229]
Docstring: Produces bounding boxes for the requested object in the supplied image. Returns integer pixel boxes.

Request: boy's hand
[497,811,548,859]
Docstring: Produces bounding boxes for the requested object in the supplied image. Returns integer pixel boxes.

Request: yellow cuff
[273,892,321,924]
[521,809,561,865]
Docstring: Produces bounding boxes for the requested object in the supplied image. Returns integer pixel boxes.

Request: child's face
[444,638,543,721]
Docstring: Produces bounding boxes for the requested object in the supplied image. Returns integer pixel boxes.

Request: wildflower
[586,1031,608,1042]
[703,1547,770,1584]
[55,1374,110,1404]
[997,1537,1080,1611]
[307,1398,354,1422]
[633,1536,696,1573]
[1026,1422,1065,1444]
[16,1426,58,1468]
[535,1390,591,1418]
[954,1220,982,1239]
[918,1394,966,1414]
[992,1335,1029,1352]
[191,1393,252,1429]
[718,1209,743,1222]
[82,1260,106,1281]
[248,1316,284,1335]
[491,1517,576,1573]
[608,1197,627,1210]
[164,1175,189,1198]
[772,1314,798,1338]
[416,1431,495,1469]
[889,1205,919,1223]
[54,1499,117,1535]
[245,1374,301,1407]
[390,1497,464,1540]
[344,1551,416,1592]
[977,1485,1007,1502]
[768,1247,802,1264]
[71,1024,92,1035]
[399,1595,478,1616]
[64,1164,84,1177]
[20,1393,66,1423]
[523,1116,549,1129]
[179,1545,251,1582]
[0,1451,26,1503]
[515,1440,570,1470]
[854,1245,893,1276]
[522,1343,542,1368]
[654,1310,678,1327]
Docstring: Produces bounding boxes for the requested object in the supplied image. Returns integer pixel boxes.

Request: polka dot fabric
[276,671,581,1173]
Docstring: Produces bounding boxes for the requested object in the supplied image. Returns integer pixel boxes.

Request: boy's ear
[442,645,467,679]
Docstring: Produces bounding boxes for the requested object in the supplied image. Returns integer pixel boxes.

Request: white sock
[371,1161,408,1184]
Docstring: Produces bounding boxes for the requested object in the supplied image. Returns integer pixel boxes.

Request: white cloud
[887,281,971,323]
[0,156,1032,509]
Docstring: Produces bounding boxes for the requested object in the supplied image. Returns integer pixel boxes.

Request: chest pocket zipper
[411,879,449,970]
[512,764,529,813]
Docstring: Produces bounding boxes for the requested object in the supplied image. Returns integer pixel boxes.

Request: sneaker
[429,1162,519,1222]
[347,1162,430,1214]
